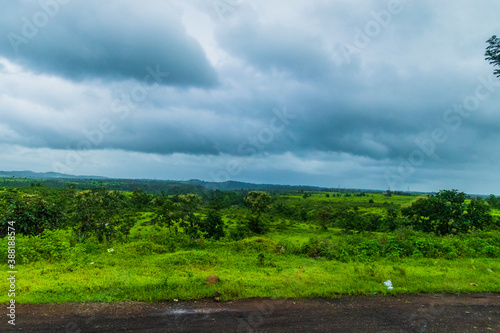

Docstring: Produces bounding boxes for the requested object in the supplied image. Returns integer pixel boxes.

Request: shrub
[0,229,76,264]
[200,210,225,240]
[1,195,67,237]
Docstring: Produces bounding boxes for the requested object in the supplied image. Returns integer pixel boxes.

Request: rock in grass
[205,275,220,286]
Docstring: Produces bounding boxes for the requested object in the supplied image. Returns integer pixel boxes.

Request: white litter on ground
[384,280,393,290]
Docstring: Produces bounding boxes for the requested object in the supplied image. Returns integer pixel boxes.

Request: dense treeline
[0,177,211,196]
[0,186,246,241]
[1,185,499,243]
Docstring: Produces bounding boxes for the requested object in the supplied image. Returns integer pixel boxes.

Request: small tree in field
[177,193,202,237]
[317,209,331,230]
[200,210,225,240]
[72,187,126,242]
[245,191,272,233]
[155,198,178,232]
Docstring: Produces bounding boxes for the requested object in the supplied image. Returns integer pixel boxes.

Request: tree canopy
[401,189,492,235]
[485,35,500,78]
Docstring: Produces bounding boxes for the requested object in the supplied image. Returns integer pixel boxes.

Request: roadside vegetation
[1,179,499,303]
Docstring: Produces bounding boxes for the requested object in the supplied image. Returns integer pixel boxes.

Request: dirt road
[3,293,499,332]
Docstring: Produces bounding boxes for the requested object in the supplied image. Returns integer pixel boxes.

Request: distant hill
[0,170,108,180]
[0,170,332,193]
[181,179,325,192]
[0,170,391,194]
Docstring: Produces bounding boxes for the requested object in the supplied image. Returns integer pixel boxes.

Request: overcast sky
[1,0,499,194]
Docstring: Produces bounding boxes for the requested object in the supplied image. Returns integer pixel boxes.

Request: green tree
[465,197,492,231]
[71,187,126,242]
[436,189,467,232]
[402,190,492,235]
[130,188,151,210]
[380,203,402,231]
[402,192,460,235]
[245,191,272,233]
[486,194,500,209]
[155,198,178,232]
[177,193,202,236]
[332,208,363,232]
[317,209,331,230]
[2,194,66,236]
[485,35,500,78]
[200,210,225,240]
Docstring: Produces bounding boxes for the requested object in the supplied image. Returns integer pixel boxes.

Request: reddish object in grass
[206,275,220,286]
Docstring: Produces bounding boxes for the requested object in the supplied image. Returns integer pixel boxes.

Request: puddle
[166,308,221,315]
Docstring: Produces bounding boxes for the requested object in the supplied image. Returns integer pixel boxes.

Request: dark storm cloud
[205,0,500,167]
[1,0,500,193]
[0,0,217,87]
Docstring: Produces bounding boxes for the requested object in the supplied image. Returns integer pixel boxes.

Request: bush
[299,231,500,261]
[200,210,225,240]
[1,195,67,237]
[301,238,331,258]
[0,229,76,264]
[228,222,252,241]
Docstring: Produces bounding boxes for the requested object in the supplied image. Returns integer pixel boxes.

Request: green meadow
[1,183,499,303]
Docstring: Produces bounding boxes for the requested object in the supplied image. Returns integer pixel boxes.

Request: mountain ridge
[0,170,333,192]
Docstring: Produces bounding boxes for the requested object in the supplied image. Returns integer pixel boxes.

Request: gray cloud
[0,0,499,193]
[0,0,217,87]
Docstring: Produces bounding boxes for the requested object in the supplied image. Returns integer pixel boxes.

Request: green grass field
[2,221,499,304]
[1,191,499,304]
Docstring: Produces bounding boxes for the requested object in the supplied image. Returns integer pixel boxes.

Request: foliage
[71,187,129,242]
[245,191,272,217]
[485,35,500,78]
[245,191,272,233]
[299,231,500,262]
[154,199,178,232]
[486,194,500,209]
[1,194,66,237]
[1,184,499,302]
[130,188,152,210]
[402,190,492,235]
[465,197,492,230]
[317,209,331,230]
[177,194,203,237]
[1,184,500,303]
[200,210,225,240]
[0,229,78,264]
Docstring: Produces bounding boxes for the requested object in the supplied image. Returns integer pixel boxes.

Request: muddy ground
[2,293,499,332]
